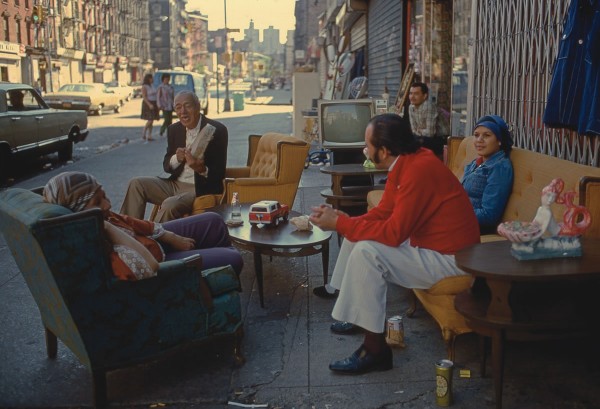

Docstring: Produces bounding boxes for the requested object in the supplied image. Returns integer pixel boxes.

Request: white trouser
[330,239,467,334]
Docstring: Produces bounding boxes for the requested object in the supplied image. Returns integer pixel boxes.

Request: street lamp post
[223,0,231,112]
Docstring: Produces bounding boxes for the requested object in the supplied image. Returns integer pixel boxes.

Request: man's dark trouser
[160,110,173,136]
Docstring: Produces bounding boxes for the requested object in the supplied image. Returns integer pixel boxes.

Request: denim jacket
[461,151,513,231]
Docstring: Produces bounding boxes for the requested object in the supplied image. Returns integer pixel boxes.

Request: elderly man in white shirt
[121,91,229,222]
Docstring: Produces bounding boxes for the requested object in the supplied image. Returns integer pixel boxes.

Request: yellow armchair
[219,132,310,207]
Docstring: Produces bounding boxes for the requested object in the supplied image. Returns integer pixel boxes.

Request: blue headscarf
[474,115,513,154]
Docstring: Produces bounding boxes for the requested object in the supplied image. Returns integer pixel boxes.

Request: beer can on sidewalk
[385,315,406,348]
[435,359,454,406]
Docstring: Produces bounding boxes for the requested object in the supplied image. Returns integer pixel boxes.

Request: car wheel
[58,141,73,162]
[114,104,121,113]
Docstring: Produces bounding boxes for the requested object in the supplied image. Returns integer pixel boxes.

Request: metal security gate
[368,0,404,100]
[469,0,599,167]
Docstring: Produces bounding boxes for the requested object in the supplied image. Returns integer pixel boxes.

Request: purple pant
[162,212,243,275]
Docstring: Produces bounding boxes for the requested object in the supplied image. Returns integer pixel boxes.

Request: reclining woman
[43,171,243,281]
[461,115,514,234]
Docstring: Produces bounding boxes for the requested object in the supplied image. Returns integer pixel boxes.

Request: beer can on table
[435,359,454,406]
[385,315,405,348]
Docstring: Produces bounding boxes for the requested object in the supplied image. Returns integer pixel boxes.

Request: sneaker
[313,285,339,299]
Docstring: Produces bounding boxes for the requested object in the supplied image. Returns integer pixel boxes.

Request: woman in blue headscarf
[461,115,514,234]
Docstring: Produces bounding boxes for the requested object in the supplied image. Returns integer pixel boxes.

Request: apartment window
[26,21,31,43]
[3,16,9,41]
[15,0,20,7]
[25,0,29,8]
[15,19,21,43]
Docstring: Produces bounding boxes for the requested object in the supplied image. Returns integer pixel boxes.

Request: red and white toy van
[249,200,290,226]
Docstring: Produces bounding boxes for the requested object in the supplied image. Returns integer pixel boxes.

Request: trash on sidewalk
[227,402,268,408]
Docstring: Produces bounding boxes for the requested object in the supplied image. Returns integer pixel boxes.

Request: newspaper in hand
[188,123,217,160]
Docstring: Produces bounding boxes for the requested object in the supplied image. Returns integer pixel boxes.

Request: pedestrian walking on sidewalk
[157,73,174,137]
[140,73,160,143]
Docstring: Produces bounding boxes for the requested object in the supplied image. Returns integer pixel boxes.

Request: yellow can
[435,359,454,406]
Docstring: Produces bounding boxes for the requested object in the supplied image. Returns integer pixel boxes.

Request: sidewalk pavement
[1,93,599,408]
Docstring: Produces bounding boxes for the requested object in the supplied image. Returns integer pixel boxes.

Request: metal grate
[468,0,599,167]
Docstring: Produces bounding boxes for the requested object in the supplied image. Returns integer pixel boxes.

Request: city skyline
[187,0,296,43]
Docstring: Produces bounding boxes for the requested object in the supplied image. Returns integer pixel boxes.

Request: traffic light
[32,6,40,23]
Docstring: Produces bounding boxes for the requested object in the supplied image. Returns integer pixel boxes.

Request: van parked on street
[153,70,210,115]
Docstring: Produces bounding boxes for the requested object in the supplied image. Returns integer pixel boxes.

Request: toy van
[249,201,289,226]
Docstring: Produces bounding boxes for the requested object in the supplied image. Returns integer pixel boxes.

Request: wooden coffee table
[454,239,600,409]
[209,203,332,307]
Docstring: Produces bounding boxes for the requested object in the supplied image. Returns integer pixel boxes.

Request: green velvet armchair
[0,188,244,408]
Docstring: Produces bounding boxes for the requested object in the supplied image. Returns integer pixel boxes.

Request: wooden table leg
[321,240,329,285]
[486,279,513,321]
[492,328,505,409]
[253,250,265,308]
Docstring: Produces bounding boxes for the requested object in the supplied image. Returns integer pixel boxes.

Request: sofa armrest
[227,177,278,186]
[425,275,473,296]
[367,190,384,210]
[225,167,251,179]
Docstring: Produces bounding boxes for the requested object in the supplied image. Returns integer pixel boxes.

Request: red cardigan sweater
[336,149,480,254]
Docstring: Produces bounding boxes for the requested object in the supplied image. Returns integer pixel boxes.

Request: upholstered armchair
[218,132,310,207]
[0,188,244,408]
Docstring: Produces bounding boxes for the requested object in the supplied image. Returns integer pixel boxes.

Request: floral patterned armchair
[0,188,244,408]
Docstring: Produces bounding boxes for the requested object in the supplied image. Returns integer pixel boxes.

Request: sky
[187,0,297,43]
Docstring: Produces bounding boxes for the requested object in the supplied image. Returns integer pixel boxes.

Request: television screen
[319,99,375,149]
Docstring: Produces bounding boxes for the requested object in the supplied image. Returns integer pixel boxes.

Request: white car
[105,81,134,105]
[44,83,121,116]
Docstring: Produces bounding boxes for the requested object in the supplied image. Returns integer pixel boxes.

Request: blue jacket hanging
[543,0,600,136]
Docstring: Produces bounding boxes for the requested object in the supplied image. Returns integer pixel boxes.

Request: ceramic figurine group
[497,178,591,260]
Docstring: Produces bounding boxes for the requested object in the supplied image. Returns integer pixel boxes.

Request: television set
[318,98,376,150]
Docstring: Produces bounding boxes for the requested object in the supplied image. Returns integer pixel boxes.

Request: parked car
[249,200,290,227]
[153,70,210,115]
[0,83,89,183]
[105,81,133,105]
[44,83,121,116]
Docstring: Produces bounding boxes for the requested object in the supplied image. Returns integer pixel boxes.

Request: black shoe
[330,321,362,335]
[313,285,339,299]
[329,344,393,374]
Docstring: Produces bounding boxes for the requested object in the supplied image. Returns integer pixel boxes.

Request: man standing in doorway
[157,73,175,137]
[408,82,449,157]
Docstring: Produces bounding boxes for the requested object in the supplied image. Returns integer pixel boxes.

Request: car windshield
[252,207,268,213]
[58,84,95,93]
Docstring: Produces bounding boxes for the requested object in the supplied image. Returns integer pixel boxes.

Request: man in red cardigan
[310,114,480,374]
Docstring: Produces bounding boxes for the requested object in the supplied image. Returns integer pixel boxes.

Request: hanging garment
[543,0,600,135]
